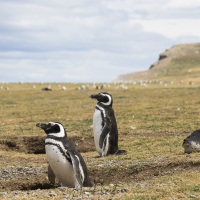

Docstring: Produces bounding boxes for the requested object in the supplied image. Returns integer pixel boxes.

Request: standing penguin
[36,122,92,188]
[90,92,126,156]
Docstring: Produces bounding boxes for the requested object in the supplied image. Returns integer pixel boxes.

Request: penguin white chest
[45,142,77,187]
[93,108,104,154]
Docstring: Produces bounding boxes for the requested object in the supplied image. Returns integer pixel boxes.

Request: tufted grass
[1,82,200,199]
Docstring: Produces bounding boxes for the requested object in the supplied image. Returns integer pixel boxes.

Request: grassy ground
[0,82,200,199]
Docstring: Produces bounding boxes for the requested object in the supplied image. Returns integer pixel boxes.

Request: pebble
[48,191,57,197]
[117,188,128,193]
[0,192,8,195]
[84,192,90,195]
[0,165,46,181]
[189,194,197,198]
[130,126,136,130]
[58,187,67,191]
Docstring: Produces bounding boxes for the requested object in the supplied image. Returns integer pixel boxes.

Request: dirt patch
[1,157,200,192]
[129,160,200,181]
[0,136,45,154]
[0,164,51,191]
[70,136,95,153]
[1,176,54,191]
[1,133,200,193]
[0,135,95,192]
[0,135,95,154]
[89,159,200,185]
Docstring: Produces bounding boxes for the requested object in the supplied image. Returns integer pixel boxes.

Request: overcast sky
[0,0,200,83]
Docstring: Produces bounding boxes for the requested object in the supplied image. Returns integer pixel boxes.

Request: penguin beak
[90,94,99,99]
[36,123,48,130]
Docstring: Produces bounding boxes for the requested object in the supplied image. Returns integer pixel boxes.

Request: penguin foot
[115,149,127,155]
[94,155,101,158]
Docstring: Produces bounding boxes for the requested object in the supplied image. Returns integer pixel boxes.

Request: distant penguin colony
[182,130,200,154]
[36,122,92,188]
[90,92,126,156]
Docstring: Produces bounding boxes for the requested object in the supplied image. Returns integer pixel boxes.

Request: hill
[116,43,200,83]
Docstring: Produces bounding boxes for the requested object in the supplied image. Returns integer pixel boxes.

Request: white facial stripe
[95,104,106,118]
[45,138,67,154]
[48,123,65,137]
[75,155,85,183]
[101,94,112,106]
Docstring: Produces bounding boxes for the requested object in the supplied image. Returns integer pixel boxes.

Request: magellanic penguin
[36,122,92,188]
[90,92,126,157]
[182,130,200,154]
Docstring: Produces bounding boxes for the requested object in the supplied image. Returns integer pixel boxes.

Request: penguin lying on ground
[36,122,92,188]
[182,129,200,154]
[90,92,126,157]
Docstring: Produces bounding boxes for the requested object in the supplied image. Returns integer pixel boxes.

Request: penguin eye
[52,124,61,133]
[46,123,53,129]
[101,95,109,103]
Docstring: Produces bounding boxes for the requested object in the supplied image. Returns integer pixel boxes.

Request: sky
[0,0,200,83]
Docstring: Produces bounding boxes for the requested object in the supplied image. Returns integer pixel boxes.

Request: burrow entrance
[0,135,95,191]
[2,135,200,192]
[0,135,95,154]
[1,160,200,192]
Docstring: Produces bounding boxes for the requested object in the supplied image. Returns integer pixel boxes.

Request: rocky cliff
[116,43,200,82]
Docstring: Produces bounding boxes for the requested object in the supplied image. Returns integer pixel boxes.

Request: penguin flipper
[70,152,84,189]
[48,164,56,185]
[101,133,111,156]
[99,117,111,149]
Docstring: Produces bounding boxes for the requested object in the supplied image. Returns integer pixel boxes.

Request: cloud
[133,19,200,39]
[0,0,199,82]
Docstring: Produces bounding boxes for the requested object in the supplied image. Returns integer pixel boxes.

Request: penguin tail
[115,149,127,155]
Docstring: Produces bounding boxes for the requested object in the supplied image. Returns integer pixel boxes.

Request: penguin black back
[182,129,200,154]
[90,92,126,156]
[36,122,92,188]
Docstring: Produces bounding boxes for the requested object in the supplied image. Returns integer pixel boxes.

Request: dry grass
[1,82,200,199]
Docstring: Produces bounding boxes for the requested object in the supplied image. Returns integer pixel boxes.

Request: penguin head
[36,122,66,137]
[90,92,113,106]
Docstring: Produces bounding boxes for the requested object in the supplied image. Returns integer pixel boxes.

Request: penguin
[36,122,92,188]
[182,130,200,154]
[90,92,126,156]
